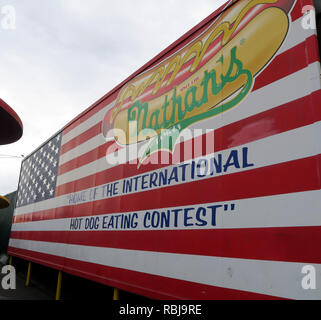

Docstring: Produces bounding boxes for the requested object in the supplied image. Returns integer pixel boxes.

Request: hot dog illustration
[102,0,296,151]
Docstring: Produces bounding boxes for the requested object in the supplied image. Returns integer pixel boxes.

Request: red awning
[0,98,23,145]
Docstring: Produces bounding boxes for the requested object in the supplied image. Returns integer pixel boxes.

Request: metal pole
[8,256,13,273]
[55,271,62,300]
[25,261,32,287]
[113,288,119,300]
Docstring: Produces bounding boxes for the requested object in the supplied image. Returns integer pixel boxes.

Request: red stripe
[60,122,102,155]
[14,155,321,224]
[55,88,321,197]
[306,33,321,65]
[290,0,313,21]
[252,35,315,91]
[215,90,321,152]
[7,246,285,300]
[58,140,122,176]
[10,226,321,264]
[8,246,64,271]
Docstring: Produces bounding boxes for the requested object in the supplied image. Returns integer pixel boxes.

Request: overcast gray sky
[0,0,227,195]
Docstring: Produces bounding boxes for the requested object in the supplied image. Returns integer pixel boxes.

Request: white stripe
[14,122,321,216]
[59,16,314,151]
[8,238,321,300]
[278,13,316,55]
[11,190,321,232]
[60,134,106,166]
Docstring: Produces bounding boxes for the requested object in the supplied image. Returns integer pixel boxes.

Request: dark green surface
[0,191,16,254]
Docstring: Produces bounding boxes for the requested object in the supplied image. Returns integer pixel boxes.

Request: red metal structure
[0,98,23,146]
[0,98,23,209]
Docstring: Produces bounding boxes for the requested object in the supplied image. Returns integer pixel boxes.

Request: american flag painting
[8,0,321,299]
[15,133,62,208]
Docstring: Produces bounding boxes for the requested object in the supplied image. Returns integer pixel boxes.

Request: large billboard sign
[8,0,321,299]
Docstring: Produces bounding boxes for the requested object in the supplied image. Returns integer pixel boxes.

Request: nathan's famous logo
[103,0,295,166]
